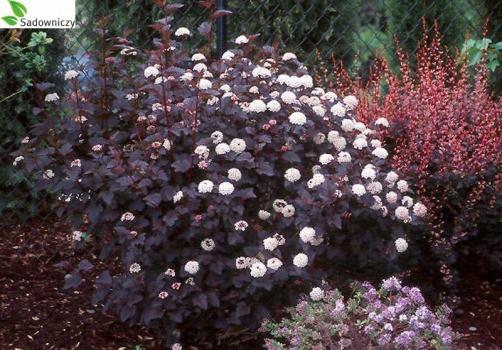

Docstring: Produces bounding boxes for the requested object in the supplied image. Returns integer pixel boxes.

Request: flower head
[184,261,200,275]
[293,253,308,268]
[310,287,324,301]
[218,182,235,196]
[198,180,214,194]
[289,112,307,126]
[395,238,408,253]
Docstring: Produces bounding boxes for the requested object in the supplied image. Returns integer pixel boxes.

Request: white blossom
[235,35,249,44]
[402,196,414,208]
[72,230,83,241]
[367,181,383,194]
[413,202,427,217]
[282,52,297,61]
[375,117,390,127]
[248,99,267,112]
[337,151,351,163]
[266,100,281,112]
[293,253,308,268]
[258,210,271,220]
[267,258,283,270]
[281,91,297,104]
[252,66,271,78]
[372,147,389,159]
[70,159,81,168]
[161,139,171,151]
[228,168,242,182]
[341,119,355,132]
[211,131,224,144]
[221,50,235,60]
[230,138,246,153]
[322,91,337,101]
[121,212,135,221]
[312,105,326,117]
[92,144,103,152]
[343,95,358,109]
[218,182,235,196]
[13,156,24,166]
[234,220,248,231]
[353,138,368,150]
[282,204,295,218]
[361,166,376,180]
[215,142,231,155]
[319,153,334,165]
[397,180,409,193]
[194,145,210,159]
[173,190,183,203]
[370,139,382,148]
[284,168,301,182]
[64,70,79,80]
[272,199,287,213]
[331,103,346,117]
[198,180,214,194]
[310,287,325,301]
[193,63,207,72]
[250,262,267,278]
[395,238,408,253]
[180,72,193,82]
[263,237,279,251]
[386,171,399,184]
[352,184,366,197]
[144,66,160,78]
[198,78,212,90]
[386,191,398,204]
[299,227,316,243]
[395,206,411,222]
[201,238,215,251]
[174,27,191,37]
[129,263,141,273]
[184,261,200,275]
[235,257,247,269]
[289,112,307,126]
[191,53,206,61]
[307,173,325,188]
[45,93,59,102]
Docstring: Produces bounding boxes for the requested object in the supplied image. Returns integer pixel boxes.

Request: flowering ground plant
[14,3,426,345]
[262,277,457,349]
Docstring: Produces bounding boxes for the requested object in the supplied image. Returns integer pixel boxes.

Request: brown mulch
[452,255,502,350]
[0,219,500,349]
[0,219,163,350]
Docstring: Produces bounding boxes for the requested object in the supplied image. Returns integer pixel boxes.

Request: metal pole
[216,0,227,57]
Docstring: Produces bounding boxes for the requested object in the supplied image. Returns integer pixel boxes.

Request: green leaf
[486,60,499,72]
[476,38,492,50]
[2,15,17,25]
[493,42,502,50]
[469,50,483,66]
[8,0,27,17]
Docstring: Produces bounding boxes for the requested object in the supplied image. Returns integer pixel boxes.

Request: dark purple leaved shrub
[262,277,457,349]
[14,4,426,346]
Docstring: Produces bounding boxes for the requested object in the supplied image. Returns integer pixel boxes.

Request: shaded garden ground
[0,219,500,349]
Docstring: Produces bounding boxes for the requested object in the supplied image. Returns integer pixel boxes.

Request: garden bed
[0,219,500,349]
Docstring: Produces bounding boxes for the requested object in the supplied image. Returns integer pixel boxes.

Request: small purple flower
[394,330,415,347]
[382,276,402,292]
[377,333,391,346]
[407,287,425,304]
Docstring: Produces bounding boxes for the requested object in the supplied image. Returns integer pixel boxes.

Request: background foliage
[0,30,64,219]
